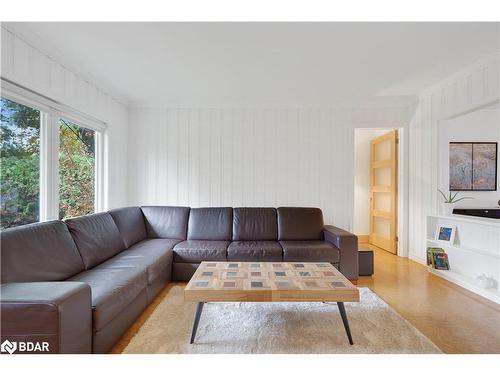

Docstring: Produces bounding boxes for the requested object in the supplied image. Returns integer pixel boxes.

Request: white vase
[441,203,454,216]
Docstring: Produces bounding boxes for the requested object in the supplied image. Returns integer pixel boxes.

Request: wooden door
[369,130,398,254]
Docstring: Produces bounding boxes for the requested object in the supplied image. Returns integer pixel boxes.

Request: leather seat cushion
[69,260,147,331]
[109,239,179,283]
[280,240,340,263]
[173,240,229,262]
[227,241,282,261]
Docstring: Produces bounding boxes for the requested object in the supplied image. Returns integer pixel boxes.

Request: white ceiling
[3,22,499,106]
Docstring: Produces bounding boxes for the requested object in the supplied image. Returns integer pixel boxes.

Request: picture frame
[449,142,498,191]
[434,225,456,244]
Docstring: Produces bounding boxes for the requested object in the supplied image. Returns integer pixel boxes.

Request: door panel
[369,130,398,254]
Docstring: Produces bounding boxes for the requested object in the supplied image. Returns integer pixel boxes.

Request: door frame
[350,126,408,257]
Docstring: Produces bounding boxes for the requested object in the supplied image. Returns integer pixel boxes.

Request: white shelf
[426,239,499,259]
[427,267,500,304]
[426,214,500,305]
[427,214,500,227]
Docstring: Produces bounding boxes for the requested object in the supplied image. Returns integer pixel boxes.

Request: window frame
[1,79,107,223]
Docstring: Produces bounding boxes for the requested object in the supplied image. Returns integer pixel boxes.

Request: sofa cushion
[109,207,147,248]
[187,207,233,240]
[141,206,190,239]
[110,239,178,283]
[68,259,147,331]
[232,208,278,241]
[0,221,85,283]
[65,212,126,269]
[280,240,340,263]
[173,240,229,262]
[227,241,282,261]
[277,207,324,240]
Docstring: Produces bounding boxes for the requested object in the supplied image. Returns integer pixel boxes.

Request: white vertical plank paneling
[188,109,200,207]
[127,104,413,229]
[221,109,232,206]
[178,109,189,206]
[12,35,30,82]
[253,108,266,206]
[197,109,209,207]
[158,108,168,205]
[210,109,222,207]
[1,30,14,77]
[166,109,178,205]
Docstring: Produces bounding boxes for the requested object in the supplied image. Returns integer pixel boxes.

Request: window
[59,119,96,219]
[0,84,105,229]
[0,98,41,228]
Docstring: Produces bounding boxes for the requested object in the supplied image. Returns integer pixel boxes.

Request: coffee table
[184,261,360,345]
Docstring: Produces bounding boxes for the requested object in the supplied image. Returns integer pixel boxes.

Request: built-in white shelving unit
[426,214,500,304]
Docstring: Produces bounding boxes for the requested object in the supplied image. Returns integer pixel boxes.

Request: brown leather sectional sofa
[0,206,358,354]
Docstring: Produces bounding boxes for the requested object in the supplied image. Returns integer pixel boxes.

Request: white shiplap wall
[0,27,129,209]
[408,51,500,263]
[128,105,411,227]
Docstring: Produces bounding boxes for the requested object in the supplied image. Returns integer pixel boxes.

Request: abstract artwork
[472,143,497,190]
[450,142,497,191]
[450,143,473,190]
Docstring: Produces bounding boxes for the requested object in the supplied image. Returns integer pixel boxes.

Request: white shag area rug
[123,285,441,354]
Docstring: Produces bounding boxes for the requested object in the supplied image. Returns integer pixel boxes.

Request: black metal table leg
[337,302,353,345]
[190,302,204,344]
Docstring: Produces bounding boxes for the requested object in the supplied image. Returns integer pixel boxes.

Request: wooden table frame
[184,261,360,345]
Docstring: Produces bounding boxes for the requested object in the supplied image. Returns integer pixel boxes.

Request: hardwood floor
[358,244,500,354]
[112,246,500,354]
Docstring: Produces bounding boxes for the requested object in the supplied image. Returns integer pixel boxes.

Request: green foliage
[1,98,41,228]
[438,189,474,204]
[0,154,40,227]
[59,120,95,220]
[1,98,96,228]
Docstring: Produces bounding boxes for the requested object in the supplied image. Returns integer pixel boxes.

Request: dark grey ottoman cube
[358,249,374,276]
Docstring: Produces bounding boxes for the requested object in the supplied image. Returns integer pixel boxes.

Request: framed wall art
[449,142,497,191]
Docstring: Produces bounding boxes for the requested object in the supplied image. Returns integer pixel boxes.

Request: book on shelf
[433,252,450,270]
[427,247,444,267]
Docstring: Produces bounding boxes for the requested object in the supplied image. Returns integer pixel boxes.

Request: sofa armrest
[323,225,358,281]
[0,282,92,354]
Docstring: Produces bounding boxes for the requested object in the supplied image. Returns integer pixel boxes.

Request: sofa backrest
[277,207,324,240]
[0,220,85,283]
[233,207,278,241]
[65,212,125,269]
[187,207,233,241]
[109,206,147,248]
[141,206,190,240]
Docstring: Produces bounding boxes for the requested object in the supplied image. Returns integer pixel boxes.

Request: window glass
[59,118,95,219]
[0,97,41,228]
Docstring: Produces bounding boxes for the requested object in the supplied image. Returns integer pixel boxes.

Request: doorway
[353,128,400,254]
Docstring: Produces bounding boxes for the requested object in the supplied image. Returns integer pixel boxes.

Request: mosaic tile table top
[184,262,359,302]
